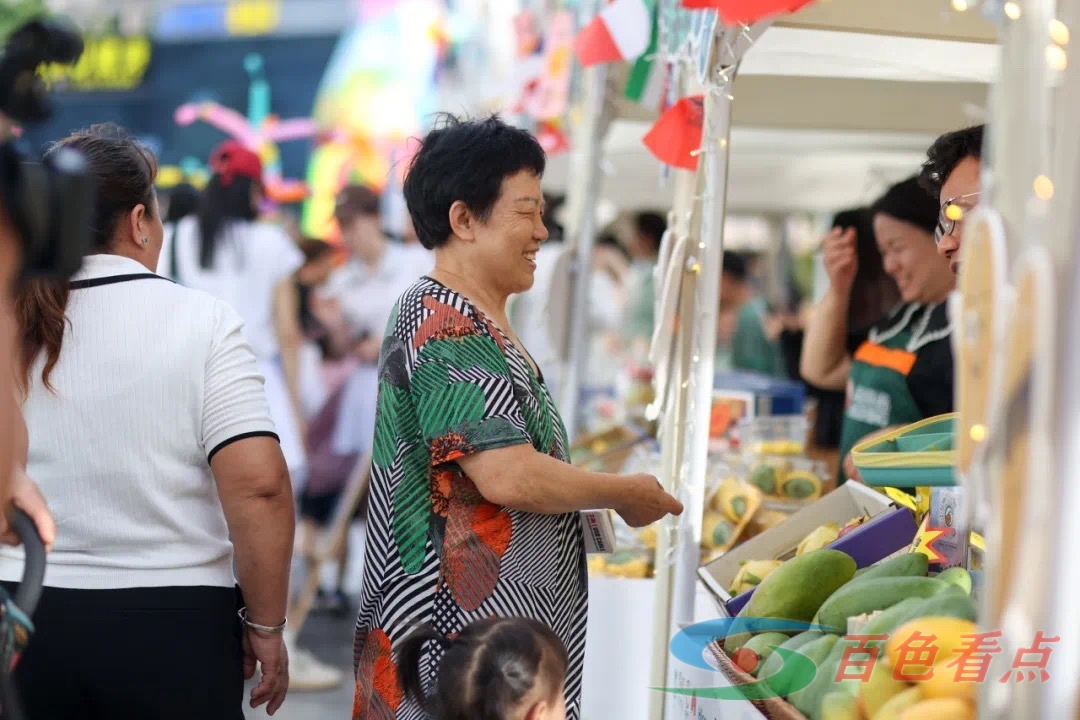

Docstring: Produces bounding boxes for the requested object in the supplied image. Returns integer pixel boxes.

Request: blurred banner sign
[38,34,152,92]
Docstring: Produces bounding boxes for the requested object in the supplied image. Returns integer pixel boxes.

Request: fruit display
[745,454,828,502]
[588,455,802,579]
[796,523,840,555]
[728,559,785,596]
[568,425,651,472]
[719,519,861,599]
[715,546,978,720]
[587,550,652,579]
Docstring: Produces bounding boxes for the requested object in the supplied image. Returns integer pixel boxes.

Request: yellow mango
[915,662,978,702]
[796,522,840,555]
[859,658,910,718]
[885,617,978,680]
[870,686,922,720]
[897,697,974,720]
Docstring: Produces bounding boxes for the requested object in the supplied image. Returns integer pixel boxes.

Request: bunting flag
[536,120,571,157]
[679,0,815,24]
[642,95,704,171]
[623,0,666,110]
[573,0,652,67]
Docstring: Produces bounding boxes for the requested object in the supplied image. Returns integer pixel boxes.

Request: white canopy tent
[546,2,1007,718]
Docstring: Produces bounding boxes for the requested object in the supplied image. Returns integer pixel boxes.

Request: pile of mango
[746,457,824,501]
[723,548,978,720]
[726,517,867,597]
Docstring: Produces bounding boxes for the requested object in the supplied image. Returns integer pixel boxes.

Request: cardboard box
[698,483,918,616]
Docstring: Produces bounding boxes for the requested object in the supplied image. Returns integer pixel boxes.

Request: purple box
[722,506,919,616]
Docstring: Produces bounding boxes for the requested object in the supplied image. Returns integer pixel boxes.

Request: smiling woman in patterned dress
[351,114,684,720]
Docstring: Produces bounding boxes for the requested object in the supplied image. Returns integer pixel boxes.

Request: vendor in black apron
[801,176,956,484]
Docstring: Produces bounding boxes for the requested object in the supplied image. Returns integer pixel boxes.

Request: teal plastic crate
[850,413,957,487]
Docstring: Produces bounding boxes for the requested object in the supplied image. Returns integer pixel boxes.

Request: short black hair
[634,212,667,252]
[403,113,546,250]
[722,250,748,281]
[918,124,985,198]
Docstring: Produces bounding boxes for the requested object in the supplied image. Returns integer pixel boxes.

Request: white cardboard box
[697,482,896,614]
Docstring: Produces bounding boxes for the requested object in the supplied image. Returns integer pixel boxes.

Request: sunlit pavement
[243,610,356,719]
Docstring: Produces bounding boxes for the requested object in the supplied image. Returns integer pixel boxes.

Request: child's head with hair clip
[397,616,568,720]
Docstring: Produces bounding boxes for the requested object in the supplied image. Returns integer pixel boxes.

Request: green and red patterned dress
[352,277,588,720]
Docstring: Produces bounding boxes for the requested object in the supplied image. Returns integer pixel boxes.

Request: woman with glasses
[802,176,956,484]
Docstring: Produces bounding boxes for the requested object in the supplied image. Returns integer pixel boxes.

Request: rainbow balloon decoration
[172,53,318,204]
[301,0,449,240]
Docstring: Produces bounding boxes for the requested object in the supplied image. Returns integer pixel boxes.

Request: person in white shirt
[300,184,428,612]
[167,142,308,490]
[0,124,292,719]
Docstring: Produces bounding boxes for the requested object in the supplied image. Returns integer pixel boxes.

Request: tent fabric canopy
[543,0,1000,214]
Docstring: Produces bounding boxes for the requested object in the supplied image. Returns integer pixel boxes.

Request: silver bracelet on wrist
[238,607,287,634]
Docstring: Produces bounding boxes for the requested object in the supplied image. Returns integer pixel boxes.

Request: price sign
[38,35,152,92]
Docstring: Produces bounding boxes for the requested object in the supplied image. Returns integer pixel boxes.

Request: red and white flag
[680,0,815,24]
[573,0,651,68]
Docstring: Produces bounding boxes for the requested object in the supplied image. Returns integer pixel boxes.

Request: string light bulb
[1046,43,1068,70]
[1004,1,1021,19]
[1050,19,1070,45]
[970,424,987,442]
[952,0,969,12]
[1034,175,1055,199]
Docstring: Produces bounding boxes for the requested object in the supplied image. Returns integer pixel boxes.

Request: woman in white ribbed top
[0,125,294,719]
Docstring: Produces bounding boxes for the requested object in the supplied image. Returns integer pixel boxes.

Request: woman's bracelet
[238,607,287,634]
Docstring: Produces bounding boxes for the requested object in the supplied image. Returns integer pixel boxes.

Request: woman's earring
[141,236,148,246]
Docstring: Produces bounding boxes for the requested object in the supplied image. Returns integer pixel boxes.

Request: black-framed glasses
[935,191,981,245]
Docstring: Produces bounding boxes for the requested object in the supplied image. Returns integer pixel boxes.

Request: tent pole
[650,20,771,719]
[647,145,702,720]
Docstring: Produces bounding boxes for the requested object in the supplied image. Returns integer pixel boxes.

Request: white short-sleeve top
[0,254,278,590]
[167,216,304,361]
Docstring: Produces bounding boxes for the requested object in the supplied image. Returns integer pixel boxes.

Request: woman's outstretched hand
[614,474,684,527]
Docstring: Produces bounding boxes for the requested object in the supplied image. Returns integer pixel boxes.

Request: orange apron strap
[853,342,918,376]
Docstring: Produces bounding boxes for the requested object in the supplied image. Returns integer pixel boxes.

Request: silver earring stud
[141,236,148,245]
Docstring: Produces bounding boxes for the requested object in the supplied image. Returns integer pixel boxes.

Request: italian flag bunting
[623,0,665,110]
[573,0,652,67]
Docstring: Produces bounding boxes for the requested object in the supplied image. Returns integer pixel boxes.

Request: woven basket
[706,642,809,720]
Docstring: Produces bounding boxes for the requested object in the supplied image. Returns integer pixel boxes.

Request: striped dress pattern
[352,278,589,719]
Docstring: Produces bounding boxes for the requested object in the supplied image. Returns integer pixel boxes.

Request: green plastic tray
[850,413,957,487]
